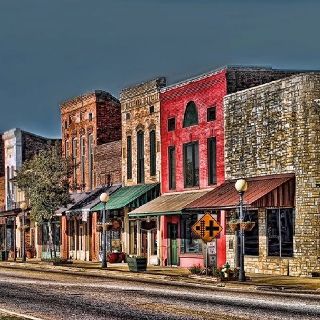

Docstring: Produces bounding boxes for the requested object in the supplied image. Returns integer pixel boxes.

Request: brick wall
[94,140,122,186]
[22,132,58,162]
[121,78,166,186]
[0,134,4,211]
[226,67,297,94]
[160,69,227,193]
[224,73,320,276]
[60,90,121,192]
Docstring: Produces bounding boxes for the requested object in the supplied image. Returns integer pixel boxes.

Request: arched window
[183,101,198,127]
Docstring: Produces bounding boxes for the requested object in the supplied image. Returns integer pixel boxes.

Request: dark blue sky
[1,0,319,138]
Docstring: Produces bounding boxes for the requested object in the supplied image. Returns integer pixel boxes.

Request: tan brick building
[120,78,166,186]
[223,73,320,276]
[61,90,121,192]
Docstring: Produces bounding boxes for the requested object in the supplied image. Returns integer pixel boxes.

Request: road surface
[0,268,319,320]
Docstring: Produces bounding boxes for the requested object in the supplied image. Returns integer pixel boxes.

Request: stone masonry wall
[120,78,166,186]
[224,73,320,276]
[94,140,122,186]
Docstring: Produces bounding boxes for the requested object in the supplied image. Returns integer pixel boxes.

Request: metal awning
[66,184,121,215]
[91,183,160,211]
[185,174,295,210]
[128,190,211,218]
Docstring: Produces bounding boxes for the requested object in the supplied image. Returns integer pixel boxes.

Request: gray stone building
[223,73,320,276]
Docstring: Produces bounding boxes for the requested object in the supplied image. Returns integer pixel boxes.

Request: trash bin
[0,251,9,261]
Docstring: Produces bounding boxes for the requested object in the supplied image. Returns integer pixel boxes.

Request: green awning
[91,183,159,211]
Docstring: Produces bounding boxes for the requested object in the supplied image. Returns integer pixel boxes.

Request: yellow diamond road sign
[192,212,223,243]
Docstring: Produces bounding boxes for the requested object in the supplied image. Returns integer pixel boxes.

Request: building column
[60,215,68,260]
[137,220,141,256]
[123,208,130,254]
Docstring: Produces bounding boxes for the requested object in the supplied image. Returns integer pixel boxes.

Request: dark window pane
[267,208,294,257]
[168,118,176,131]
[183,142,199,187]
[280,208,294,257]
[207,137,217,185]
[168,146,176,190]
[207,107,216,121]
[183,101,198,127]
[127,136,132,179]
[149,130,156,176]
[267,209,280,256]
[137,131,145,183]
[180,215,202,253]
[149,105,155,114]
[244,211,259,256]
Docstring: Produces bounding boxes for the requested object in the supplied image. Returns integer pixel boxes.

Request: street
[0,268,319,320]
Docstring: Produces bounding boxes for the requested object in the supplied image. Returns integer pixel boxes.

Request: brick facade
[60,90,121,192]
[94,140,122,186]
[0,134,5,211]
[120,78,166,186]
[160,66,296,194]
[159,66,301,269]
[224,73,320,276]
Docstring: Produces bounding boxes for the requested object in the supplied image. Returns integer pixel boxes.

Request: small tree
[15,144,73,258]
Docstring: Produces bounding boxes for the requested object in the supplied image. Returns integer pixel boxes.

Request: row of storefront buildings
[0,65,319,277]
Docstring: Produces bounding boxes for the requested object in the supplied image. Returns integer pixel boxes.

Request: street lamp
[235,179,247,282]
[20,202,28,262]
[99,192,109,268]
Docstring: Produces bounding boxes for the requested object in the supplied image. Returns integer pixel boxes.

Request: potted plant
[127,255,147,272]
[239,221,255,231]
[96,223,103,232]
[228,211,239,232]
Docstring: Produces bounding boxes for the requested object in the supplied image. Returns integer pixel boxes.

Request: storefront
[185,174,296,275]
[128,190,211,267]
[60,184,121,261]
[92,183,160,262]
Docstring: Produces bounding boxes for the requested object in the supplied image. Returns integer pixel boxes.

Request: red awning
[186,174,295,210]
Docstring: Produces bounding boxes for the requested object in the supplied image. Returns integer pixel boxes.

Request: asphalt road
[0,268,319,320]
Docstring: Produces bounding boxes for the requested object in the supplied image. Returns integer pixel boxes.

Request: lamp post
[235,179,247,282]
[100,192,109,268]
[20,202,28,262]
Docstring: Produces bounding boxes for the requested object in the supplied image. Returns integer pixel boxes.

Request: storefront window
[244,210,259,256]
[181,214,202,254]
[267,208,294,257]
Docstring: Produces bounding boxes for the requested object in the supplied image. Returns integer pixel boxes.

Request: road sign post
[191,212,223,274]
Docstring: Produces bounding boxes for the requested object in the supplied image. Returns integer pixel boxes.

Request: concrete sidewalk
[0,260,319,294]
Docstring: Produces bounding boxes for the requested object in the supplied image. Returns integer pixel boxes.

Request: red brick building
[60,90,122,261]
[0,134,5,211]
[61,90,121,192]
[129,66,298,268]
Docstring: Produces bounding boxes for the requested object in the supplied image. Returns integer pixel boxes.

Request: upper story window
[207,106,216,122]
[183,141,199,188]
[127,136,132,180]
[126,113,131,120]
[168,118,176,131]
[149,105,155,114]
[88,113,93,121]
[64,120,68,129]
[149,130,156,177]
[183,101,198,128]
